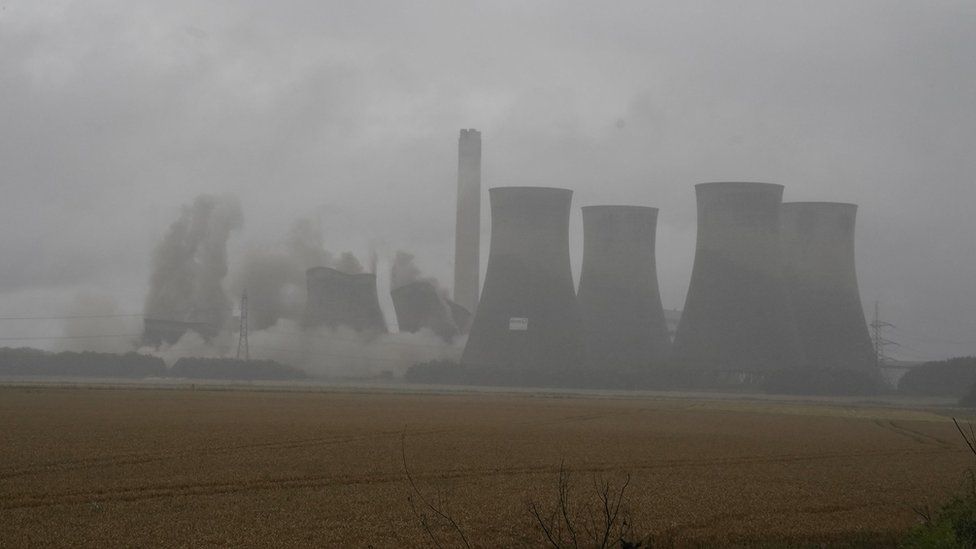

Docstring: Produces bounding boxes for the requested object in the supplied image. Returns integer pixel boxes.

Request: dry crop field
[0,385,972,547]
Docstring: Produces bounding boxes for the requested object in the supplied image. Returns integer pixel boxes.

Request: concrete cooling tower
[577,206,670,368]
[672,182,803,374]
[781,202,876,373]
[391,281,460,342]
[461,187,585,382]
[446,300,472,335]
[304,267,387,334]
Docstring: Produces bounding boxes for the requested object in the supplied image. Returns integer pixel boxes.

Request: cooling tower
[446,299,472,335]
[577,206,670,368]
[391,280,460,342]
[672,182,803,373]
[453,129,481,314]
[461,187,585,381]
[781,202,876,373]
[304,267,387,334]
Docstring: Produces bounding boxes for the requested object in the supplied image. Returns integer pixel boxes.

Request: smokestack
[304,267,387,334]
[461,187,585,382]
[781,202,876,373]
[577,206,670,368]
[391,281,460,342]
[453,129,481,314]
[672,182,803,373]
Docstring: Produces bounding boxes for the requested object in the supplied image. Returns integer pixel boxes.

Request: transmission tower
[236,290,249,361]
[870,300,897,368]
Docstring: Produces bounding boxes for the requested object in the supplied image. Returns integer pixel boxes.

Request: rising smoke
[230,215,371,330]
[334,252,365,275]
[390,251,439,291]
[136,201,461,376]
[143,194,243,331]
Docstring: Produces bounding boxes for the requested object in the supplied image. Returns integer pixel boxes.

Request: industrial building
[781,202,877,374]
[672,182,804,374]
[577,205,670,368]
[304,267,387,334]
[461,187,585,381]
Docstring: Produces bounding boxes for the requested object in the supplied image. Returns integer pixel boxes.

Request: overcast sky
[2,1,975,360]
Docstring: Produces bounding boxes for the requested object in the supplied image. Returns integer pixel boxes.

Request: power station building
[453,129,481,315]
[304,267,387,334]
[672,182,804,374]
[461,187,585,382]
[577,206,670,368]
[780,202,876,374]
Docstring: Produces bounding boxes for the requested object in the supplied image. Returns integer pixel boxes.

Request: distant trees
[0,347,309,381]
[762,368,881,396]
[404,359,884,395]
[0,347,166,378]
[898,357,976,397]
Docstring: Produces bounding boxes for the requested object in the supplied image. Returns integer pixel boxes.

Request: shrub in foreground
[902,419,976,547]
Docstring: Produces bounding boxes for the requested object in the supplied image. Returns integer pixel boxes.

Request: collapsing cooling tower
[446,300,472,335]
[781,202,876,373]
[304,267,387,333]
[391,281,460,342]
[461,187,585,379]
[672,182,803,372]
[577,206,670,368]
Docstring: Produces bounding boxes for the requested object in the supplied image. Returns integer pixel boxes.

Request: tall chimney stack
[453,129,482,314]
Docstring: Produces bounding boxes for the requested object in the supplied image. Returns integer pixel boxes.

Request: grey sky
[2,1,975,360]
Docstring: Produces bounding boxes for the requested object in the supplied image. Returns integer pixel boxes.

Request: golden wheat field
[0,384,973,547]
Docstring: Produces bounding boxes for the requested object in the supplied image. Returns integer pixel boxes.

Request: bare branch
[530,501,563,549]
[953,418,976,456]
[557,462,579,548]
[400,432,472,549]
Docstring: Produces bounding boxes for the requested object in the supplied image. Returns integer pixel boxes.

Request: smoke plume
[144,194,243,331]
[390,251,439,290]
[231,215,369,330]
[334,252,364,274]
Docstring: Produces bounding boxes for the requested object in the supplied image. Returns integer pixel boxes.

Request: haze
[2,1,975,360]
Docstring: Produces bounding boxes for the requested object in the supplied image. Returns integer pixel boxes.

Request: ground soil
[0,384,971,547]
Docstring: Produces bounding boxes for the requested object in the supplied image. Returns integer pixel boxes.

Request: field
[0,384,973,547]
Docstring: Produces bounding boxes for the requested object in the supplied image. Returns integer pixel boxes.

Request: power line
[0,308,221,321]
[0,327,456,351]
[870,301,898,368]
[0,333,143,342]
